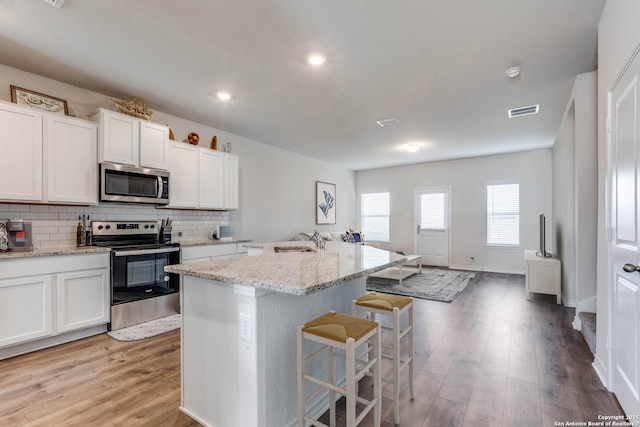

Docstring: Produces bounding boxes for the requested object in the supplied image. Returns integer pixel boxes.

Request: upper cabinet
[0,101,98,205]
[0,102,43,202]
[89,108,169,170]
[167,142,239,210]
[44,115,98,204]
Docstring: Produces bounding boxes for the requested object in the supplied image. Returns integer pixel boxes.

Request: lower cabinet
[0,252,110,351]
[0,275,53,348]
[56,268,109,334]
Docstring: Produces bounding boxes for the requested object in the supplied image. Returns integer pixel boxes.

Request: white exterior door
[609,50,640,419]
[415,188,449,267]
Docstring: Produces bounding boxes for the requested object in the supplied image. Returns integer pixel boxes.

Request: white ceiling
[0,0,605,170]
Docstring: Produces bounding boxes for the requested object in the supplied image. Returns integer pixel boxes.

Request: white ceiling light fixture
[308,54,326,66]
[508,104,539,118]
[505,66,522,78]
[216,91,231,101]
[405,143,419,153]
[376,117,400,127]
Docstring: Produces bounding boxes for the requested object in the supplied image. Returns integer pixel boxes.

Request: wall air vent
[43,0,66,7]
[376,117,400,127]
[508,104,539,118]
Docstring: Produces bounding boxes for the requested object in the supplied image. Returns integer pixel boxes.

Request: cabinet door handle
[623,263,640,273]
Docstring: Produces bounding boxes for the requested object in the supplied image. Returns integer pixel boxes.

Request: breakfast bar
[165,241,406,427]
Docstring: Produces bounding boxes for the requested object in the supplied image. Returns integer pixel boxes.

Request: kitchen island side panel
[180,275,366,427]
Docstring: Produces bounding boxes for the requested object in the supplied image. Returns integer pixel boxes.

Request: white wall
[552,71,598,311]
[596,0,640,388]
[0,63,356,244]
[356,149,552,274]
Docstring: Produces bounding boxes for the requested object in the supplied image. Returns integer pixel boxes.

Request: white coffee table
[368,254,423,284]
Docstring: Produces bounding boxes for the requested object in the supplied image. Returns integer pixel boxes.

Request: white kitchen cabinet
[0,102,43,202]
[0,252,110,354]
[525,250,561,304]
[0,275,53,348]
[167,142,239,210]
[199,148,224,209]
[224,153,239,210]
[90,108,168,170]
[168,142,199,208]
[44,115,98,204]
[140,120,170,170]
[56,268,109,334]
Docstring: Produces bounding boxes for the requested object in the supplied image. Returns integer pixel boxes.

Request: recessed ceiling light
[405,143,419,153]
[308,54,326,66]
[216,91,231,101]
[505,66,522,78]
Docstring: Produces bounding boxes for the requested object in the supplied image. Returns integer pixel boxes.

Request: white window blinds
[361,192,390,242]
[487,183,520,246]
[420,192,446,230]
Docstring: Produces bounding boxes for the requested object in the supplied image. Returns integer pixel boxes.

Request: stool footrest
[303,415,330,427]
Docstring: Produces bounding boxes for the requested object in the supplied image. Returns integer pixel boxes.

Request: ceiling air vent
[376,117,400,127]
[43,0,66,8]
[508,104,539,118]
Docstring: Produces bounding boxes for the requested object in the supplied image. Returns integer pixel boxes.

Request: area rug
[366,269,475,302]
[107,314,181,342]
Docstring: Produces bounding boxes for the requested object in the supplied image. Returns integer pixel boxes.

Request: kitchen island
[165,241,406,427]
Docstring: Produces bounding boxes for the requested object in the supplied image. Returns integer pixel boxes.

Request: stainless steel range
[91,220,180,331]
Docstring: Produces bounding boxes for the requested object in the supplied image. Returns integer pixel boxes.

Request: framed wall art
[316,181,336,225]
[10,85,69,116]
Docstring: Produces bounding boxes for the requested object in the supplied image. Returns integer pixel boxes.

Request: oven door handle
[113,247,180,256]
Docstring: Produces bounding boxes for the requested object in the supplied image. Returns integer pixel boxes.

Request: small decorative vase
[210,135,217,150]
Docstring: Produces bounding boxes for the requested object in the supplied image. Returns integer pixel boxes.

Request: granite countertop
[0,246,111,259]
[0,238,252,259]
[174,237,253,247]
[165,241,407,295]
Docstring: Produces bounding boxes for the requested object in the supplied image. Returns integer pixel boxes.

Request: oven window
[105,170,158,198]
[112,253,172,290]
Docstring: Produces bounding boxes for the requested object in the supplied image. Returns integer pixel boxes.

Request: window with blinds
[360,192,390,242]
[486,183,520,246]
[419,192,446,230]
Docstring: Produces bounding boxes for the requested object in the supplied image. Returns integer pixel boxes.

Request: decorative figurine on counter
[187,132,199,145]
[210,135,217,150]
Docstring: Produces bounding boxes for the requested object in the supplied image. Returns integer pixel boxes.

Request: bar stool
[352,293,414,425]
[297,311,382,427]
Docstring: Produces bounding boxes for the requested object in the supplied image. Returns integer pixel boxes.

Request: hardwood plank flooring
[319,272,624,426]
[0,271,624,426]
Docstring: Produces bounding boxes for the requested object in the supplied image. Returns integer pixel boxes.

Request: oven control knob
[97,225,103,230]
[144,225,149,229]
[105,225,111,230]
[150,224,155,229]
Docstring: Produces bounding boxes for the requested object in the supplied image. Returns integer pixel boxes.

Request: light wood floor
[0,272,623,426]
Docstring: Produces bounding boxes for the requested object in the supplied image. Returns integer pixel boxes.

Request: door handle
[623,263,640,273]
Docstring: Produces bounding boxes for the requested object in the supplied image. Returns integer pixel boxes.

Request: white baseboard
[592,353,610,390]
[448,264,524,275]
[572,315,582,331]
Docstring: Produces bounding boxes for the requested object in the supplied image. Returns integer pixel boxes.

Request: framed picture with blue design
[316,181,336,224]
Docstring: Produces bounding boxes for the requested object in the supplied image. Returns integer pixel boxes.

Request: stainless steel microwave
[100,162,170,205]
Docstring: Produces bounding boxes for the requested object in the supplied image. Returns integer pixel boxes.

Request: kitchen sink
[273,246,316,253]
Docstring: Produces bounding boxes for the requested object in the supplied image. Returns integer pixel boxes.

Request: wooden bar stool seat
[297,311,382,427]
[352,292,415,425]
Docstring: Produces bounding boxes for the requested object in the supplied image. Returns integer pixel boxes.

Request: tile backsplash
[0,203,229,249]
